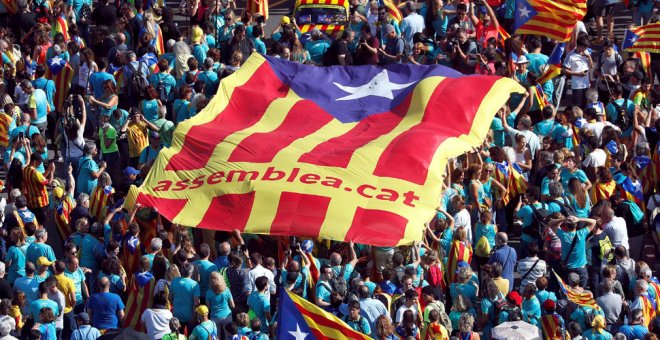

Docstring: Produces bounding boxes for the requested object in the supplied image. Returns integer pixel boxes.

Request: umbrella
[491,321,542,340]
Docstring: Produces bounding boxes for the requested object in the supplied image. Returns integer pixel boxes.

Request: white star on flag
[288,324,308,340]
[518,5,531,18]
[333,70,416,101]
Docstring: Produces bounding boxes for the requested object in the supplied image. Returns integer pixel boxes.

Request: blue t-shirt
[450,282,478,304]
[557,228,589,269]
[206,289,233,319]
[6,245,26,284]
[560,168,588,191]
[533,119,559,137]
[149,73,177,103]
[26,243,55,266]
[474,222,496,249]
[14,277,39,305]
[192,320,218,339]
[197,71,219,97]
[171,277,200,323]
[305,40,331,64]
[38,322,57,340]
[30,89,49,124]
[89,72,116,100]
[88,292,125,329]
[33,78,56,113]
[76,156,99,196]
[80,234,101,270]
[525,53,549,76]
[490,118,505,147]
[64,267,86,305]
[247,291,270,332]
[192,44,207,66]
[517,202,547,243]
[30,298,59,322]
[617,324,649,340]
[488,246,517,291]
[193,259,218,298]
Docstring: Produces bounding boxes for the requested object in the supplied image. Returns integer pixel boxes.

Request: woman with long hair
[32,29,51,65]
[478,278,503,339]
[139,86,162,122]
[30,133,48,174]
[568,177,592,218]
[466,163,486,222]
[290,35,310,64]
[33,307,56,339]
[207,271,235,339]
[173,86,197,124]
[77,48,97,94]
[89,79,118,117]
[590,167,619,204]
[395,310,420,338]
[406,42,429,65]
[374,314,396,339]
[98,256,127,294]
[458,313,481,339]
[5,227,26,285]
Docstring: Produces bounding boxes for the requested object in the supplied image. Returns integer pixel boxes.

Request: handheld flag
[381,0,403,23]
[514,0,587,41]
[536,43,565,84]
[634,52,652,80]
[277,289,372,339]
[553,270,600,310]
[127,54,523,247]
[247,0,269,20]
[51,15,69,41]
[494,161,528,205]
[623,24,660,53]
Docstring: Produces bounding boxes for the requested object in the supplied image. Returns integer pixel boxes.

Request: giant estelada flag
[129,54,523,246]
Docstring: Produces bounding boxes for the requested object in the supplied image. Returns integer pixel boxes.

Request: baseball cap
[281,16,290,25]
[123,167,140,177]
[506,291,522,306]
[195,305,209,315]
[37,257,53,267]
[75,312,90,323]
[191,26,203,43]
[53,187,64,199]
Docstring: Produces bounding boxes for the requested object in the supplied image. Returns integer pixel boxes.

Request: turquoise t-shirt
[173,99,196,124]
[149,73,177,103]
[517,202,547,243]
[26,243,55,266]
[568,194,592,218]
[316,281,332,303]
[551,124,574,149]
[525,53,549,77]
[6,245,26,284]
[38,322,56,340]
[571,306,605,332]
[533,119,559,137]
[557,228,589,269]
[560,168,588,191]
[583,329,613,340]
[206,289,233,319]
[64,267,86,305]
[192,44,207,65]
[522,296,541,326]
[305,40,331,65]
[76,156,99,196]
[141,99,159,122]
[33,78,56,114]
[474,222,497,249]
[193,259,218,298]
[606,98,636,138]
[109,109,128,130]
[88,72,116,100]
[80,234,101,270]
[535,290,557,305]
[171,277,200,323]
[30,298,59,321]
[30,89,49,124]
[197,71,219,97]
[450,282,478,304]
[247,291,270,332]
[192,320,217,339]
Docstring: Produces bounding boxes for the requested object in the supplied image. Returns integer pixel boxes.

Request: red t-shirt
[475,21,499,48]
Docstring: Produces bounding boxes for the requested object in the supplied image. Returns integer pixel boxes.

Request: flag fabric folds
[623,24,660,53]
[89,184,114,222]
[44,58,74,113]
[553,270,600,310]
[277,288,372,339]
[536,43,565,84]
[446,240,472,285]
[0,113,11,148]
[0,0,17,14]
[635,52,652,80]
[54,195,75,242]
[128,53,523,247]
[513,0,587,41]
[381,0,403,23]
[52,15,69,41]
[541,314,563,340]
[247,0,269,20]
[124,272,155,332]
[590,180,618,203]
[494,161,528,206]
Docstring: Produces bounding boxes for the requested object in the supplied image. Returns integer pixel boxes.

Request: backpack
[342,315,367,334]
[155,74,168,103]
[499,306,522,322]
[611,100,632,131]
[581,307,596,327]
[527,203,551,239]
[328,265,348,297]
[553,197,576,217]
[491,297,507,323]
[78,3,92,25]
[200,322,218,340]
[128,62,149,98]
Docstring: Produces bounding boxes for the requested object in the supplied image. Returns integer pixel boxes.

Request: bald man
[488,232,517,291]
[86,276,125,331]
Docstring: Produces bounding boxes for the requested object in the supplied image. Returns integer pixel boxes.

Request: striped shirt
[127,121,148,158]
[516,256,547,292]
[22,165,49,208]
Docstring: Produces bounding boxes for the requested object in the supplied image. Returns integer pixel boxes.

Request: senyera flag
[127,54,523,247]
[623,24,660,53]
[514,0,587,41]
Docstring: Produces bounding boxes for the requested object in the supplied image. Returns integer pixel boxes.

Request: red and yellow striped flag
[623,24,660,53]
[51,15,69,41]
[641,295,656,328]
[155,24,165,55]
[514,0,587,42]
[421,322,450,340]
[122,234,141,278]
[125,53,523,247]
[498,26,510,42]
[635,52,652,80]
[114,69,125,89]
[383,0,402,23]
[54,195,75,242]
[247,0,269,20]
[590,180,618,204]
[446,240,472,285]
[277,289,372,339]
[89,185,114,222]
[541,314,563,340]
[554,270,600,309]
[494,161,528,205]
[124,272,155,332]
[0,112,12,148]
[45,61,74,113]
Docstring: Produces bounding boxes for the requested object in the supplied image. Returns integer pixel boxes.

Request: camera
[447,38,459,50]
[289,236,300,256]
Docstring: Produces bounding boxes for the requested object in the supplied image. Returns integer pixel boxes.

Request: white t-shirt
[13,86,29,105]
[604,216,630,249]
[583,121,620,143]
[248,265,276,300]
[564,50,591,89]
[582,148,607,168]
[395,304,419,323]
[141,308,173,339]
[66,124,85,158]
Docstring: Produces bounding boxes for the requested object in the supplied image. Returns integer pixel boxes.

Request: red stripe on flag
[269,192,331,237]
[373,76,498,184]
[518,22,570,39]
[293,298,370,339]
[299,94,410,168]
[136,193,188,218]
[344,207,408,246]
[228,100,334,163]
[166,62,288,171]
[197,192,256,232]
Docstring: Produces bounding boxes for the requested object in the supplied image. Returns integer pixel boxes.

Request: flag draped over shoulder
[541,314,563,340]
[127,54,523,247]
[536,43,565,84]
[45,58,74,113]
[0,113,12,148]
[623,24,660,53]
[553,270,600,310]
[54,195,75,242]
[590,180,618,203]
[277,289,372,339]
[124,272,155,332]
[494,161,528,205]
[446,240,472,285]
[513,0,587,41]
[635,52,652,80]
[89,185,114,222]
[52,15,69,41]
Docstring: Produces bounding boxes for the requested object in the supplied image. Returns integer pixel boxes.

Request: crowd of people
[0,0,658,339]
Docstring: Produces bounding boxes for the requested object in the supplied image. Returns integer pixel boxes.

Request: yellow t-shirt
[127,121,149,158]
[54,274,76,314]
[8,305,22,329]
[493,277,510,296]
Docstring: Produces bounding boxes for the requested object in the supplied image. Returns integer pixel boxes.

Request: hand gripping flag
[127,53,523,247]
[536,43,565,85]
[553,270,600,310]
[623,24,660,53]
[277,288,372,339]
[514,0,586,41]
